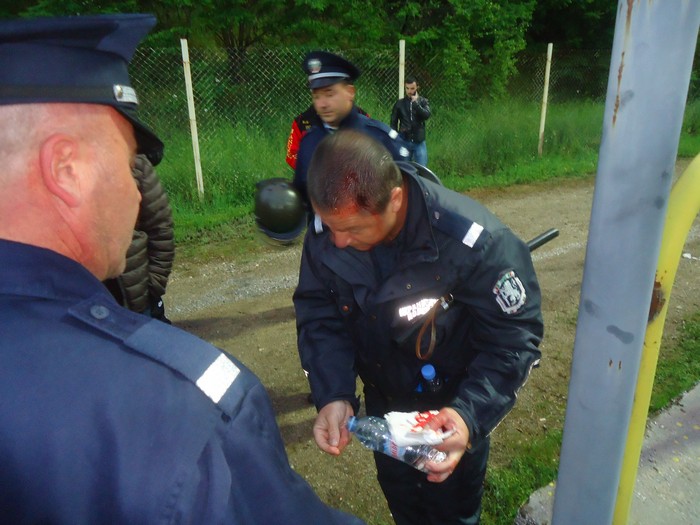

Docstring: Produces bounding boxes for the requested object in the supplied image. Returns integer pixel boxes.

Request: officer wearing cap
[293,50,409,208]
[0,14,364,525]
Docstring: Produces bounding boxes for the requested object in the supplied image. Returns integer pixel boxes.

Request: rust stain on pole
[613,1,636,126]
[648,279,666,322]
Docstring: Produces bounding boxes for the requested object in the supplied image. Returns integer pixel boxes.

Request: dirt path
[163,169,700,523]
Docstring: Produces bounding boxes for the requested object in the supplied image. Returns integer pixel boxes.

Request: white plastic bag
[384,410,454,447]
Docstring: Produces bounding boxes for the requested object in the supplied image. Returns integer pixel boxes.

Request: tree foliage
[10,0,614,99]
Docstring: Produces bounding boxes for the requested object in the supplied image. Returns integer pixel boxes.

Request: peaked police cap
[0,13,164,165]
[302,51,360,90]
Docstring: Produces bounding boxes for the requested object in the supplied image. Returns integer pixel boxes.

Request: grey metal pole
[551,2,700,524]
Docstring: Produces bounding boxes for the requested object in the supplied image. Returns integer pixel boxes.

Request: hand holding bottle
[347,415,447,473]
[421,407,471,483]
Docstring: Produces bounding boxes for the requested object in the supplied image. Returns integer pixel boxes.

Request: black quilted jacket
[104,155,175,313]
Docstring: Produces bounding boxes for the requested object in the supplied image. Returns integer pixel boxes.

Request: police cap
[302,51,360,90]
[0,14,164,165]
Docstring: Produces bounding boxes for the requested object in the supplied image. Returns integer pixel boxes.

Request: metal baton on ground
[526,228,559,252]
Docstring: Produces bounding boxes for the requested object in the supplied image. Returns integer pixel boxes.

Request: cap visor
[309,77,347,90]
[116,106,164,165]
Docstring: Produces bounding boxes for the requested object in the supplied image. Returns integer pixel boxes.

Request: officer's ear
[345,83,356,101]
[389,185,403,213]
[39,134,82,208]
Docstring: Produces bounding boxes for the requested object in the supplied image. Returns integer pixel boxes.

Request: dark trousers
[363,385,487,524]
[373,431,489,525]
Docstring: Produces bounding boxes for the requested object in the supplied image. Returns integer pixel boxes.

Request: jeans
[406,140,428,167]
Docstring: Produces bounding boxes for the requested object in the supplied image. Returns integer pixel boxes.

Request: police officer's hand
[313,400,354,457]
[422,407,470,483]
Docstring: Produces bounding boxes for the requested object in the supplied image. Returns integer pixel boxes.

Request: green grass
[157,98,700,243]
[160,98,614,241]
[482,431,562,525]
[650,311,700,413]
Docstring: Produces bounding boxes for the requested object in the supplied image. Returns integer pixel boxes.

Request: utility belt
[361,371,462,416]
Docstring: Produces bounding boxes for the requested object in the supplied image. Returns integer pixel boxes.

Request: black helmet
[254,178,306,243]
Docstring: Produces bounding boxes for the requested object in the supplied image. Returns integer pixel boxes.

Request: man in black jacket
[294,130,543,524]
[390,75,431,167]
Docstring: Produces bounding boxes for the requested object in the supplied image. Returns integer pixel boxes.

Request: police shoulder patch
[493,269,526,314]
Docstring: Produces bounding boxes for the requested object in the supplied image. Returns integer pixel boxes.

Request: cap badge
[113,85,138,105]
[308,58,322,74]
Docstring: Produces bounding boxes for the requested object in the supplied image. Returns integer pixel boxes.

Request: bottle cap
[347,416,358,432]
[421,364,436,381]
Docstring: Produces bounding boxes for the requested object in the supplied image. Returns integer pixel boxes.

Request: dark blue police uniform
[294,163,543,524]
[0,240,364,525]
[0,14,364,525]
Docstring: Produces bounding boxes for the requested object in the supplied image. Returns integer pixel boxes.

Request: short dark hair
[307,130,402,214]
[405,75,417,85]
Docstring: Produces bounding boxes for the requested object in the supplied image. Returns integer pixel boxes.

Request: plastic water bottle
[347,415,446,472]
[421,364,443,393]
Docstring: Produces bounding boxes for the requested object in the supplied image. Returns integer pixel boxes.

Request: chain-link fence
[128,44,682,201]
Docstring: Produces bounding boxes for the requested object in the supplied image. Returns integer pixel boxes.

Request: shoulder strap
[69,293,247,418]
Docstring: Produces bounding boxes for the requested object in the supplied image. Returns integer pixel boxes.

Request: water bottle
[347,415,446,472]
[421,364,443,393]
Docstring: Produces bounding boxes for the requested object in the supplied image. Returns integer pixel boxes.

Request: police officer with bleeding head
[0,14,364,525]
[294,130,543,524]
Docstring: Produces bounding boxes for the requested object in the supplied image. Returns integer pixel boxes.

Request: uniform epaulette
[69,294,247,418]
[362,117,410,159]
[416,178,493,251]
[364,117,393,134]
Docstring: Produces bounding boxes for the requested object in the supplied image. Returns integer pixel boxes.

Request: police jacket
[104,154,175,313]
[285,105,370,170]
[293,108,409,206]
[390,95,431,144]
[294,165,543,450]
[0,239,364,525]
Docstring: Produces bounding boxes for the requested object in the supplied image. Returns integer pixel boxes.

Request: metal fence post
[398,39,405,99]
[537,43,553,157]
[551,2,700,524]
[180,38,204,200]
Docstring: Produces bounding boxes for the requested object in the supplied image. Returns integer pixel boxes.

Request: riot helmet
[254,178,306,243]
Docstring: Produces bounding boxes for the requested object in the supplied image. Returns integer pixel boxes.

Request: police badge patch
[493,270,526,314]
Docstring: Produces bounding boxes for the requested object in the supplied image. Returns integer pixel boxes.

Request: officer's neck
[324,106,356,131]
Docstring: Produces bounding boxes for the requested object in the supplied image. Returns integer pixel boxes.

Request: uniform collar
[339,105,361,127]
[0,239,110,301]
